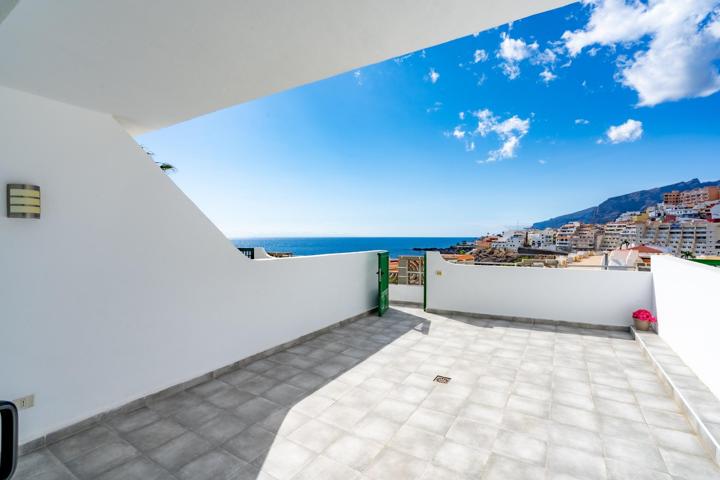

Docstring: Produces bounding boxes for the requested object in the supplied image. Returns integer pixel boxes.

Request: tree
[680,251,696,260]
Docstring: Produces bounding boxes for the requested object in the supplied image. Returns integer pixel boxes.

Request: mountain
[532,178,720,229]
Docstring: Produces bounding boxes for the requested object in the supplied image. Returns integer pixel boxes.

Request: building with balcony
[663,186,720,207]
[637,221,720,257]
[554,222,580,251]
[3,2,720,480]
[570,224,604,251]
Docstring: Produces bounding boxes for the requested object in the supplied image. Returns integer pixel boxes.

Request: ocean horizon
[231,237,475,258]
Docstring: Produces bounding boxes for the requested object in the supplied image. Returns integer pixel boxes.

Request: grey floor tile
[106,407,161,434]
[148,431,213,472]
[262,383,307,406]
[64,441,138,479]
[603,437,667,472]
[234,397,283,425]
[364,448,429,480]
[551,403,600,432]
[547,423,602,455]
[288,419,344,453]
[353,414,402,444]
[605,458,671,480]
[206,387,255,409]
[172,401,222,429]
[13,450,74,479]
[406,407,456,435]
[446,417,498,450]
[651,426,709,457]
[547,444,606,480]
[506,395,550,419]
[124,419,187,452]
[373,399,418,423]
[491,429,547,466]
[291,455,361,480]
[176,450,248,480]
[483,454,545,480]
[256,438,315,480]
[324,433,384,470]
[659,448,720,479]
[193,412,248,445]
[48,426,119,463]
[432,439,488,477]
[388,425,444,461]
[223,425,276,463]
[147,392,198,416]
[95,457,173,480]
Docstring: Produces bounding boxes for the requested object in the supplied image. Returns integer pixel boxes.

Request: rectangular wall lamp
[7,184,40,219]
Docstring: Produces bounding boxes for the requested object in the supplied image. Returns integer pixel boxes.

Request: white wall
[653,256,720,399]
[390,284,423,305]
[0,85,378,444]
[425,252,653,327]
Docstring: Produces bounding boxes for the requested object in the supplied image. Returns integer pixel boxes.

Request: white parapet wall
[0,85,378,445]
[652,256,720,400]
[389,284,424,305]
[425,252,653,327]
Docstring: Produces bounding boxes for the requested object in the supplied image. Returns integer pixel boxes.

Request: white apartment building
[713,203,720,221]
[600,222,636,250]
[637,221,720,257]
[528,229,557,250]
[491,230,526,251]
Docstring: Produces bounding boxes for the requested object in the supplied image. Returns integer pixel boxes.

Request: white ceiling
[0,0,573,134]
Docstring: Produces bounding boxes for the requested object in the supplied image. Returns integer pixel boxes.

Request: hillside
[532,178,720,229]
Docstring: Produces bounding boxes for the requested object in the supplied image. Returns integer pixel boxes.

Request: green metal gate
[377,252,389,316]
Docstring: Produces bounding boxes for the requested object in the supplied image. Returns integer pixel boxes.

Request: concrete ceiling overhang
[0,0,574,134]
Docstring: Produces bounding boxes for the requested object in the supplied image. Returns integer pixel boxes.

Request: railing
[237,247,254,259]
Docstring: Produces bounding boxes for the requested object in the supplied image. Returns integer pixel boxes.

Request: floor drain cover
[433,375,451,384]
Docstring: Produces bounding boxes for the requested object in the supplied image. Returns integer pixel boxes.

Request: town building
[600,222,637,250]
[570,223,604,251]
[637,220,720,256]
[527,229,557,250]
[663,186,720,206]
[555,222,580,251]
[491,230,526,251]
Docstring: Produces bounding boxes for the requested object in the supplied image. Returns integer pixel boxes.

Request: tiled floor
[15,307,720,479]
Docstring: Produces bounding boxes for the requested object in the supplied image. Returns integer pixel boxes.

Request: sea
[231,237,475,258]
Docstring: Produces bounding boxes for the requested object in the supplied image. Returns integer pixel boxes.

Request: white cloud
[452,126,466,139]
[474,109,531,162]
[497,32,539,79]
[473,49,489,63]
[538,159,548,165]
[428,68,440,84]
[562,0,720,106]
[575,118,590,125]
[353,70,363,86]
[426,101,443,113]
[540,69,558,83]
[605,119,643,144]
[466,141,476,152]
[458,112,465,120]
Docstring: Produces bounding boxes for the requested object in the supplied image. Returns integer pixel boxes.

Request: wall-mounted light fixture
[6,184,40,219]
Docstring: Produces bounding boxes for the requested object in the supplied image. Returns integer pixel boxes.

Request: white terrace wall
[389,284,423,305]
[0,85,378,444]
[653,256,720,399]
[425,252,653,327]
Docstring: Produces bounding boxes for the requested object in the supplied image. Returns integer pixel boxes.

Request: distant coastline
[231,237,474,258]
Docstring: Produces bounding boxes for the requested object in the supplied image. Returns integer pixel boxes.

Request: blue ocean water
[231,237,474,258]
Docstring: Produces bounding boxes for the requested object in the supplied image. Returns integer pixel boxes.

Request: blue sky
[138,1,720,237]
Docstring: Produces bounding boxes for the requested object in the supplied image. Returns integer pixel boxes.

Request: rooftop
[14,307,720,480]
